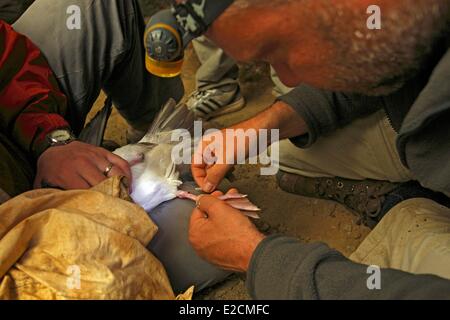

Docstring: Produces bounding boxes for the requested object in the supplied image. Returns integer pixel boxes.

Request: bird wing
[140,98,195,145]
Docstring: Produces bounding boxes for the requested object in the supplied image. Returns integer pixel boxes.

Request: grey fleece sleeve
[277,85,384,147]
[247,235,450,300]
[396,48,450,194]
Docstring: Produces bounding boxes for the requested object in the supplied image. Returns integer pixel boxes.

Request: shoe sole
[202,96,246,120]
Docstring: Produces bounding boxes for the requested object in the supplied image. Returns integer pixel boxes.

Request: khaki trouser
[350,198,450,280]
[277,110,413,182]
[275,110,450,279]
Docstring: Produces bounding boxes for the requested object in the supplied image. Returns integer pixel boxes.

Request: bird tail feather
[141,98,195,145]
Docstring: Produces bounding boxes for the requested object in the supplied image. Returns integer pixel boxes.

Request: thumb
[195,194,231,220]
[190,195,224,225]
[203,164,232,193]
[190,207,208,224]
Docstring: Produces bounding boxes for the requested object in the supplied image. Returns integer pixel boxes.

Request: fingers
[71,173,92,189]
[34,142,132,191]
[227,188,239,195]
[55,172,91,190]
[104,151,132,181]
[191,161,207,188]
[196,195,228,216]
[34,165,91,190]
[80,157,108,187]
[210,189,238,198]
[190,195,226,223]
[190,207,208,224]
[204,164,232,193]
[191,134,233,193]
[211,190,224,197]
[107,165,125,179]
[192,163,231,193]
[92,148,131,180]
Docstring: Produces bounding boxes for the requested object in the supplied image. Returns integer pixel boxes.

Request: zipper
[383,108,398,133]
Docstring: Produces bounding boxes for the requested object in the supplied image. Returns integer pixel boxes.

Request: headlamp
[144,0,234,77]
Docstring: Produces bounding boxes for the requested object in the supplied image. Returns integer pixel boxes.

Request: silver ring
[195,195,209,219]
[103,163,114,177]
[195,195,204,209]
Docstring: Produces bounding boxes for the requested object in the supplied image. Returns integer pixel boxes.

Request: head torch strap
[171,0,234,44]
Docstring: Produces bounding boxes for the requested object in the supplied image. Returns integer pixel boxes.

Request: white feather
[113,100,194,212]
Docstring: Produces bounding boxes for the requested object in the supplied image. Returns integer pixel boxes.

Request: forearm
[247,235,450,300]
[229,83,385,149]
[11,97,70,159]
[231,100,308,142]
[277,85,384,147]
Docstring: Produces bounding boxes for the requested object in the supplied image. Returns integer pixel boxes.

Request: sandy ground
[89,46,370,300]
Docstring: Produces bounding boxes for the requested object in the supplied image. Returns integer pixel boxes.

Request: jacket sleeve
[0,20,69,159]
[0,0,34,24]
[396,48,450,194]
[246,235,450,300]
[277,85,384,148]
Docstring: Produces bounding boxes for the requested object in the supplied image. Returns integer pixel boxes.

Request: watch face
[49,130,71,143]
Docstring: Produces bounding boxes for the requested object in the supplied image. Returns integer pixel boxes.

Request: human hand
[189,189,265,272]
[34,141,132,190]
[191,101,307,193]
[191,129,237,193]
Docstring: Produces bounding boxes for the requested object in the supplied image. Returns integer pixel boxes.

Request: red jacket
[0,20,69,159]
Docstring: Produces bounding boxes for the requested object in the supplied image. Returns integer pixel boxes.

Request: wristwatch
[46,129,77,147]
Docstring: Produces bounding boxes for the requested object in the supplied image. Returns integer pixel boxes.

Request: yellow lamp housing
[144,11,184,78]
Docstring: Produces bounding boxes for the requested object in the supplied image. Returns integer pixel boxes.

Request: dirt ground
[89,46,370,300]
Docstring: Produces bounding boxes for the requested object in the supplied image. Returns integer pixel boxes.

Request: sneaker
[276,171,399,227]
[186,87,245,120]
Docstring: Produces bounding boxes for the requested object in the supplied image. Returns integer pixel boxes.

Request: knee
[380,198,450,242]
[387,198,449,221]
[146,196,230,293]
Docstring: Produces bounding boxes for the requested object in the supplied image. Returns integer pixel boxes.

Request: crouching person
[0,0,229,296]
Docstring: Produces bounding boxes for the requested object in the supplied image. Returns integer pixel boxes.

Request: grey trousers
[193,36,239,91]
[12,0,227,294]
[13,0,183,134]
[193,36,293,95]
[150,180,232,293]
